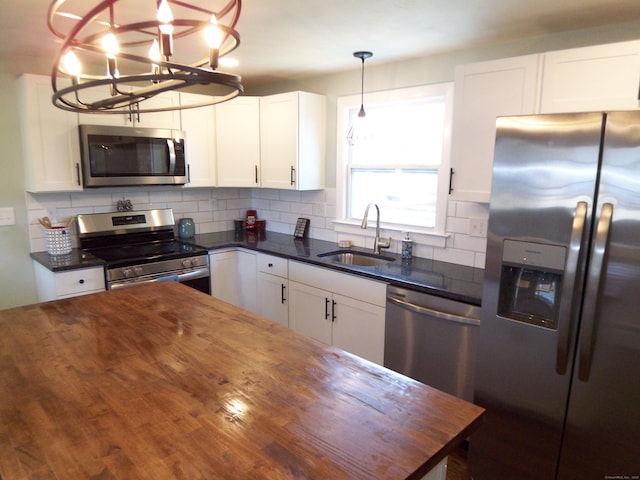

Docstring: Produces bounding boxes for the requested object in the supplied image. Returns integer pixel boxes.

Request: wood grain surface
[0,282,484,479]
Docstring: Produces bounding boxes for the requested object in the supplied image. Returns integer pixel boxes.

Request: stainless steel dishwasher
[384,285,481,402]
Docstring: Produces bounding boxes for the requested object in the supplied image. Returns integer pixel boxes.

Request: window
[336,83,453,240]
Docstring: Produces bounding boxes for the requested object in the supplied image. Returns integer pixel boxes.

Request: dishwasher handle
[387,294,480,326]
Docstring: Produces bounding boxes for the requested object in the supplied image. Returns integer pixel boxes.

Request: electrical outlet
[469,217,487,237]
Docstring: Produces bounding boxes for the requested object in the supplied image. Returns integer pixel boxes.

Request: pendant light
[347,51,372,146]
[353,51,373,117]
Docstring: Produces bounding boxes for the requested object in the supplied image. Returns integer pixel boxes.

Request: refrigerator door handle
[556,201,589,375]
[578,202,614,382]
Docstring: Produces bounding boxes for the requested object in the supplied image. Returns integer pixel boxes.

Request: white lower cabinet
[255,253,289,327]
[33,262,105,301]
[288,261,386,366]
[237,249,257,313]
[209,249,257,313]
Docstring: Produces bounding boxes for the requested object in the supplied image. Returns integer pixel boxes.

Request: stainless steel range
[77,209,210,293]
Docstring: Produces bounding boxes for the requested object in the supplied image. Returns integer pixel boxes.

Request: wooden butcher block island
[0,282,484,479]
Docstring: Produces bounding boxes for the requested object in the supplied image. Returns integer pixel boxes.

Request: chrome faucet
[361,203,391,254]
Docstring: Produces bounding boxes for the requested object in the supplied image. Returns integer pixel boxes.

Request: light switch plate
[0,207,16,226]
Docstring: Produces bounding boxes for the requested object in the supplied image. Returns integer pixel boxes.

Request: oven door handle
[110,267,209,289]
[173,268,209,282]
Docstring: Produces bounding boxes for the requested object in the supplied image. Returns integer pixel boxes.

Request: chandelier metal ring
[48,0,244,113]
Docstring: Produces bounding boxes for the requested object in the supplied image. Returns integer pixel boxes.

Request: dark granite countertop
[31,230,484,305]
[189,231,484,305]
[30,249,106,272]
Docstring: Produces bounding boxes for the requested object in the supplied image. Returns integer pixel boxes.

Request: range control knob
[182,258,193,268]
[134,267,143,276]
[122,268,132,278]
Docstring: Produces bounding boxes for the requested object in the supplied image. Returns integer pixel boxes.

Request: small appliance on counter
[401,232,413,260]
[245,210,257,230]
[178,218,195,238]
[244,210,266,234]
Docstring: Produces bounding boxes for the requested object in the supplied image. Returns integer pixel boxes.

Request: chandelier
[48,0,244,114]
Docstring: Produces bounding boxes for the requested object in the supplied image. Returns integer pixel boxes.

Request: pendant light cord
[360,57,365,112]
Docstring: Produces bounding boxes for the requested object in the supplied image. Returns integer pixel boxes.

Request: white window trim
[335,83,454,247]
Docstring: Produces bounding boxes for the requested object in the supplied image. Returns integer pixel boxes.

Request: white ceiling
[2,0,640,88]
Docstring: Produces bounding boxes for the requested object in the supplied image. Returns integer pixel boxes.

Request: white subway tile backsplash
[290,202,313,216]
[434,246,476,267]
[26,186,489,270]
[456,201,489,219]
[254,189,280,201]
[280,190,302,202]
[447,216,469,234]
[453,233,487,253]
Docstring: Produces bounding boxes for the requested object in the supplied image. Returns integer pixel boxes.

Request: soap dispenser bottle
[402,232,413,260]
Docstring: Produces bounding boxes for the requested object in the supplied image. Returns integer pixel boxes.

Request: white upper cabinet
[77,90,181,129]
[216,96,261,187]
[18,74,83,192]
[449,55,541,202]
[540,40,640,114]
[260,91,326,190]
[180,93,217,188]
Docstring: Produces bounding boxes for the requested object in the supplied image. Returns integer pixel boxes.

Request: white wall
[0,71,37,309]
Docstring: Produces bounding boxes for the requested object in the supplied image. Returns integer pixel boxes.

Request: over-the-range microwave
[79,124,187,187]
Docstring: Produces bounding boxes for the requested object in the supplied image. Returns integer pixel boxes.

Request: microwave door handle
[556,201,588,375]
[167,139,176,174]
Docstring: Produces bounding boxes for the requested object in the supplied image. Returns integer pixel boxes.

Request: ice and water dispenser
[498,240,567,329]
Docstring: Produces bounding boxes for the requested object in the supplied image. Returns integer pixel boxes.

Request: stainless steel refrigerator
[468,112,640,479]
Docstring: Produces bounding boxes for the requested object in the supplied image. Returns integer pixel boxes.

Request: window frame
[335,83,454,245]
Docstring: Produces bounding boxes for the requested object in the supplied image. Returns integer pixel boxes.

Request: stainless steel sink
[317,250,395,267]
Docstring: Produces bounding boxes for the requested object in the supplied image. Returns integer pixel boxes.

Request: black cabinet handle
[75,163,81,186]
[79,279,85,284]
[255,165,259,184]
[331,300,337,322]
[325,298,330,319]
[448,167,454,195]
[290,166,296,185]
[281,284,286,304]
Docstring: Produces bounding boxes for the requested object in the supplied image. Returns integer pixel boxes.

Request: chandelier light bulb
[157,0,174,24]
[62,50,81,77]
[149,39,161,63]
[157,0,174,57]
[206,14,224,69]
[206,15,224,49]
[102,32,119,58]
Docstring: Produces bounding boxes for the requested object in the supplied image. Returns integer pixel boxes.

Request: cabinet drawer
[256,253,288,277]
[56,267,105,297]
[289,261,386,307]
